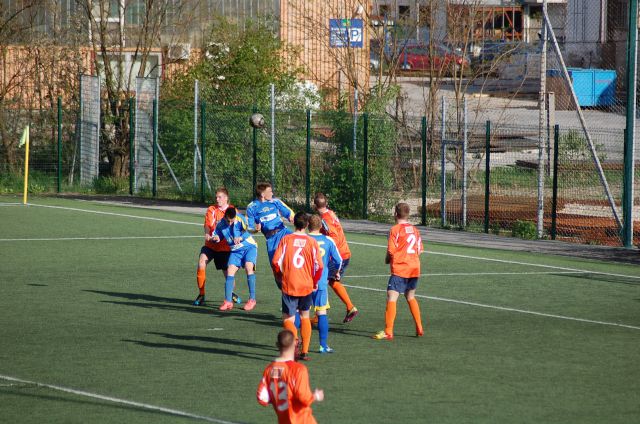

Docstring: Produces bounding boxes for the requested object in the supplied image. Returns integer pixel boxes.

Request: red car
[394,43,469,73]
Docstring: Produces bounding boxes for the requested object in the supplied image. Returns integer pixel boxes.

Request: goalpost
[19,126,30,205]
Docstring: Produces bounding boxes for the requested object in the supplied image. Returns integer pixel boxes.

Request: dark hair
[394,202,410,219]
[293,212,309,230]
[308,214,322,231]
[224,207,237,220]
[313,192,327,208]
[276,330,295,350]
[255,182,272,198]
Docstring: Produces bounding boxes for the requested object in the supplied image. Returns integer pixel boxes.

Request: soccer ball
[249,113,265,129]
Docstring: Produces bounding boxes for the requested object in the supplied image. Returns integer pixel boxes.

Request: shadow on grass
[559,273,640,286]
[84,289,187,304]
[27,283,48,287]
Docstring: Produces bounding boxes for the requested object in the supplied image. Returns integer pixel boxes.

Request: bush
[511,220,537,240]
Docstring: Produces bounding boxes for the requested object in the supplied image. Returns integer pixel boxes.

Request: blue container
[547,68,616,107]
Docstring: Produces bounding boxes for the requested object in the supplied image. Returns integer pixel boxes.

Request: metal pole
[57,97,62,193]
[306,109,311,211]
[152,99,158,197]
[270,83,275,189]
[623,0,638,248]
[462,97,468,228]
[484,120,491,234]
[537,0,548,239]
[353,88,358,158]
[440,96,447,227]
[129,97,134,195]
[200,101,206,203]
[421,116,427,226]
[551,124,560,240]
[193,79,199,196]
[362,113,369,220]
[252,105,258,191]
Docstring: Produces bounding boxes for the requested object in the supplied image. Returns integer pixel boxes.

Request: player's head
[313,192,328,210]
[256,182,273,200]
[394,202,411,220]
[308,214,322,232]
[276,330,295,354]
[293,212,309,231]
[215,187,229,207]
[224,207,237,224]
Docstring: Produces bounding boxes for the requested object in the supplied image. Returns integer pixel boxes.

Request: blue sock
[224,276,234,302]
[294,312,301,329]
[247,274,256,300]
[318,314,329,348]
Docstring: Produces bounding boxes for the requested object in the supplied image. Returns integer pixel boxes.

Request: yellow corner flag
[21,125,30,204]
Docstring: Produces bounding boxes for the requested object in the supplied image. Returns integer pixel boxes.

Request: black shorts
[200,246,231,270]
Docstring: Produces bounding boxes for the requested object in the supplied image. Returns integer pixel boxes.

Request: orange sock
[331,281,354,311]
[196,268,206,295]
[283,319,298,340]
[407,298,423,333]
[300,317,311,354]
[384,301,397,336]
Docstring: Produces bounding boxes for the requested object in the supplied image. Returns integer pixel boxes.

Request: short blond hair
[308,214,322,231]
[394,202,410,219]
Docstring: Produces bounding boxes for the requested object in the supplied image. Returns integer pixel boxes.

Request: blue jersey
[308,233,342,291]
[246,198,294,235]
[213,213,258,252]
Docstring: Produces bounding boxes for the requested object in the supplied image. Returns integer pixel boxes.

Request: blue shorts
[200,246,230,270]
[228,245,258,269]
[281,293,313,316]
[387,275,419,293]
[312,289,330,312]
[266,227,293,263]
[329,258,349,282]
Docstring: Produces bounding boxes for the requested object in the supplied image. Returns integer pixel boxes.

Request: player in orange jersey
[257,330,324,424]
[272,213,323,361]
[313,193,359,323]
[373,202,424,340]
[193,187,239,306]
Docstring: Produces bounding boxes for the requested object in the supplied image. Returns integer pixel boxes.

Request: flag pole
[22,126,30,205]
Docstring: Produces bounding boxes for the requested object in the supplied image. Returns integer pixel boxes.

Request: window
[379,5,390,18]
[399,5,411,20]
[125,0,145,25]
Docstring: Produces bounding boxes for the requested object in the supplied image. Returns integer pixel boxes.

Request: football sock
[317,314,329,348]
[224,276,234,302]
[300,317,311,354]
[197,268,206,295]
[294,312,301,329]
[384,300,397,336]
[283,319,298,339]
[247,274,256,299]
[408,298,423,332]
[331,281,354,311]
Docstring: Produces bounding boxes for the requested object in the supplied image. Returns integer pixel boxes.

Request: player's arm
[211,224,223,243]
[329,241,343,271]
[385,229,397,264]
[293,366,317,406]
[275,199,295,223]
[246,203,261,233]
[256,376,271,407]
[271,240,286,275]
[311,242,323,287]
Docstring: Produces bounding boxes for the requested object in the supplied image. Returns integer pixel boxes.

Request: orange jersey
[387,222,423,278]
[319,209,351,259]
[257,360,317,424]
[204,204,232,251]
[272,233,322,296]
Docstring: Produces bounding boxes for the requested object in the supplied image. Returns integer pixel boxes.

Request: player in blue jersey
[307,214,342,353]
[246,182,294,286]
[211,207,258,311]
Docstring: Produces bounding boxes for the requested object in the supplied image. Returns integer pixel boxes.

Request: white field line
[0,203,23,206]
[349,241,640,280]
[0,374,243,424]
[347,271,586,278]
[0,235,201,242]
[344,284,640,331]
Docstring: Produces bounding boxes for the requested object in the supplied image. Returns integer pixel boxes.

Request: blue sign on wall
[329,18,363,48]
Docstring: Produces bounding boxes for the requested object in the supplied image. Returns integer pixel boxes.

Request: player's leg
[313,289,332,353]
[373,276,402,340]
[404,281,423,336]
[213,250,240,304]
[267,228,292,288]
[243,256,257,311]
[194,247,212,305]
[281,295,299,340]
[328,259,358,322]
[298,295,313,360]
[220,260,239,310]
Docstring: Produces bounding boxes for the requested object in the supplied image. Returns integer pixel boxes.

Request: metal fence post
[252,105,258,192]
[623,0,638,247]
[440,96,447,227]
[362,113,369,220]
[462,97,468,228]
[551,124,560,240]
[128,97,134,195]
[484,120,491,234]
[57,97,62,193]
[306,109,311,212]
[200,101,206,203]
[421,116,427,226]
[152,99,158,197]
